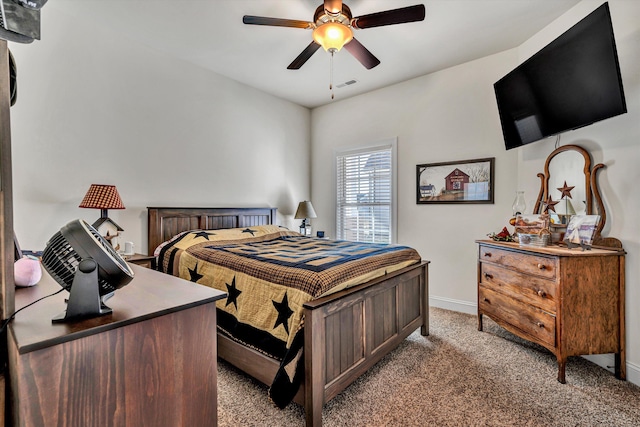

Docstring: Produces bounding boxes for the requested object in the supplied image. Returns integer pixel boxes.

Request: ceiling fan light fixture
[324,0,343,16]
[312,22,353,51]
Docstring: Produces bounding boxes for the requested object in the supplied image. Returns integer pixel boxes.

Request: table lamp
[294,201,317,236]
[79,184,125,248]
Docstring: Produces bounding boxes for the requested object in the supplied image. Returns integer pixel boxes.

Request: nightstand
[124,253,156,269]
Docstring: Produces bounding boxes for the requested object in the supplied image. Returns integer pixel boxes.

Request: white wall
[9,2,311,254]
[311,50,520,311]
[311,0,640,384]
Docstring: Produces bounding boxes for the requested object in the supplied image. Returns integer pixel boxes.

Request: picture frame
[416,157,495,204]
[14,232,22,261]
[564,214,600,249]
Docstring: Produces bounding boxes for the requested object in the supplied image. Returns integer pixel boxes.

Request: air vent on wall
[336,79,358,89]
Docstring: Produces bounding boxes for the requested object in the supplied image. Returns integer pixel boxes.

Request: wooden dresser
[8,264,226,427]
[477,240,625,383]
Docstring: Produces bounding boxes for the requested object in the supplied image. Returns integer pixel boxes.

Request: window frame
[334,138,398,244]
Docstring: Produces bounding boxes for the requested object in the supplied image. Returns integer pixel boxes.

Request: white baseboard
[429,296,640,388]
[429,295,476,315]
[582,354,640,387]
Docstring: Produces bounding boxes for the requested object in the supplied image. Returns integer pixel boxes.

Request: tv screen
[494,2,627,150]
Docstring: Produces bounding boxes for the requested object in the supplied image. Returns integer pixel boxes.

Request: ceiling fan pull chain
[330,50,335,100]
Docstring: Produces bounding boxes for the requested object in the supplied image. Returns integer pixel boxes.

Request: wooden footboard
[147,207,429,427]
[217,261,428,427]
[303,261,428,426]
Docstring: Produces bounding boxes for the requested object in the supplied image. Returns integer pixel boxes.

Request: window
[335,139,397,244]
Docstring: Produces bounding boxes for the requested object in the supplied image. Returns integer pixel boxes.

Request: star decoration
[272,293,294,334]
[557,181,575,199]
[542,195,559,213]
[225,276,242,310]
[192,231,216,240]
[188,262,204,283]
[242,228,258,236]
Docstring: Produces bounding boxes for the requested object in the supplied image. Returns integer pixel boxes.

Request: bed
[147,207,429,427]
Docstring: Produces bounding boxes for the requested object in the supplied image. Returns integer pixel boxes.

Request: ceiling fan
[243,0,426,70]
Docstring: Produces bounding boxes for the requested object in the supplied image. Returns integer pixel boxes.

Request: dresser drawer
[479,263,556,314]
[479,246,557,280]
[479,286,556,347]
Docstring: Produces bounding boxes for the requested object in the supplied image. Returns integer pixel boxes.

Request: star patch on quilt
[188,262,204,282]
[272,292,294,334]
[225,276,242,310]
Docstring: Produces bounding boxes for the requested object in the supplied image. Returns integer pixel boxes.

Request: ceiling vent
[336,79,358,89]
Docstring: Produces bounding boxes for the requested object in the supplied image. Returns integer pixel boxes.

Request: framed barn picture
[416,157,495,204]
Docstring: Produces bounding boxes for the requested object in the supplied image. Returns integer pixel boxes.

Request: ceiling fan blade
[287,42,322,70]
[344,38,380,69]
[351,4,426,29]
[243,15,313,29]
[324,0,343,15]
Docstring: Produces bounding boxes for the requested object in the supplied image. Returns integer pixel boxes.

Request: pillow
[153,230,191,257]
[153,225,297,256]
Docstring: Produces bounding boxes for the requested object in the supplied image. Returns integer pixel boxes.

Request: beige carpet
[218,307,640,426]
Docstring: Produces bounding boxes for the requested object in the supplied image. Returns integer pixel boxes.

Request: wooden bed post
[304,305,325,427]
[421,261,430,336]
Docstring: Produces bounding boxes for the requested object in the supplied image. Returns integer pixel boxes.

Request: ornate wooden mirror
[533,144,620,248]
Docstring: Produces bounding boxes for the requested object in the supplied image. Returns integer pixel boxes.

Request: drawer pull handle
[537,290,546,297]
[484,273,493,280]
[483,297,489,303]
[536,322,545,328]
[484,252,492,257]
[537,263,546,270]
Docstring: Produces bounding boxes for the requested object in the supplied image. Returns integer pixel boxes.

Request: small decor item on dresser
[517,230,551,247]
[514,214,551,247]
[487,227,514,242]
[512,190,526,216]
[541,195,560,214]
[13,233,42,287]
[564,215,600,250]
[555,181,576,225]
[513,214,549,233]
[14,255,42,287]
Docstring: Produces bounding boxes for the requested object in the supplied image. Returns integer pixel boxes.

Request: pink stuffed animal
[14,255,42,287]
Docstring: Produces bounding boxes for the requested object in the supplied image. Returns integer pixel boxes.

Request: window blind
[336,145,393,244]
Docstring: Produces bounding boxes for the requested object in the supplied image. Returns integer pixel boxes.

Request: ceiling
[61,0,581,109]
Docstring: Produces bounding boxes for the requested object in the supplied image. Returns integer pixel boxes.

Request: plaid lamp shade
[79,184,125,210]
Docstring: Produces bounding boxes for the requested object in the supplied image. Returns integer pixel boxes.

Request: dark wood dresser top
[9,264,226,354]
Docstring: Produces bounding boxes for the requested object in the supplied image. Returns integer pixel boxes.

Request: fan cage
[41,230,81,292]
[42,219,134,296]
[84,221,132,274]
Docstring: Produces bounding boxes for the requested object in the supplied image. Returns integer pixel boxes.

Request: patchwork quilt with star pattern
[156,225,421,407]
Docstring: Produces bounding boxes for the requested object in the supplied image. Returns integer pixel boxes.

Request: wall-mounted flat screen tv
[494,2,627,150]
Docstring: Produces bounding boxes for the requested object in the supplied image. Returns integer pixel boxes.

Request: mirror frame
[533,144,607,238]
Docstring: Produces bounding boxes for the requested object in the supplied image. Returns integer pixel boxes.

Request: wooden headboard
[147,207,277,255]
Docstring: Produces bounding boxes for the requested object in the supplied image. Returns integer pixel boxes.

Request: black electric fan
[41,219,135,323]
